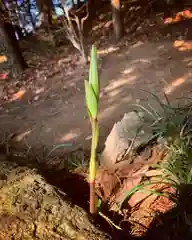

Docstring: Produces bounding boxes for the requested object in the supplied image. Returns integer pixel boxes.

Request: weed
[134,93,192,143]
[118,95,192,215]
[47,143,72,157]
[70,153,88,169]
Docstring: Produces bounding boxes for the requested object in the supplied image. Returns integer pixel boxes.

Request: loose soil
[0,160,112,240]
[0,142,192,239]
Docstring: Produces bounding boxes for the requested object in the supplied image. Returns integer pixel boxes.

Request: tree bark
[111,0,123,40]
[0,21,27,78]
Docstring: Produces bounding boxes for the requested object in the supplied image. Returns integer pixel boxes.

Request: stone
[100,111,153,166]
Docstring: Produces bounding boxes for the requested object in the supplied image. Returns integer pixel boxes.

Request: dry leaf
[0,73,8,79]
[0,56,7,63]
[11,89,26,101]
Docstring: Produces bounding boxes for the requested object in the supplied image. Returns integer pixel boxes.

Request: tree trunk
[36,0,53,24]
[111,0,123,40]
[0,21,27,78]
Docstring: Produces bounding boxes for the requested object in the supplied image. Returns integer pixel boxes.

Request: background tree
[111,0,123,40]
[0,1,27,78]
[0,20,27,78]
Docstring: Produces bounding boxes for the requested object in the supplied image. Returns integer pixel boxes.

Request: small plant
[118,140,192,215]
[85,45,100,215]
[160,137,192,197]
[134,93,192,142]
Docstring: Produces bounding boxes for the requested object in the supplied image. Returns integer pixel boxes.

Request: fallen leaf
[174,40,192,51]
[0,56,7,63]
[11,89,26,101]
[145,169,162,177]
[11,130,32,142]
[0,73,8,79]
[33,95,40,101]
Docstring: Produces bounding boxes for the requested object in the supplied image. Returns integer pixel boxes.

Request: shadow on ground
[0,17,191,153]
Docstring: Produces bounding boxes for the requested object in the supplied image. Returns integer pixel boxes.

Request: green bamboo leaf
[89,45,99,100]
[85,80,98,119]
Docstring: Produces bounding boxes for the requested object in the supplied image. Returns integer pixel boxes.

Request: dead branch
[58,1,90,63]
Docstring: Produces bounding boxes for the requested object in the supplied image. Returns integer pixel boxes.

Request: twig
[98,211,122,230]
[120,127,141,162]
[58,2,88,62]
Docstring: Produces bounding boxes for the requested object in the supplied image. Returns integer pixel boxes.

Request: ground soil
[0,9,191,154]
[1,143,192,240]
[0,160,112,240]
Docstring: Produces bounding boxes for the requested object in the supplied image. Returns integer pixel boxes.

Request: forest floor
[0,5,191,155]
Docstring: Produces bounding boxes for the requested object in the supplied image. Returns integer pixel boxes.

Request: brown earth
[0,142,192,240]
[0,16,191,154]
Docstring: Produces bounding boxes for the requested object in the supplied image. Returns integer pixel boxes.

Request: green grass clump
[119,95,192,211]
[135,94,192,143]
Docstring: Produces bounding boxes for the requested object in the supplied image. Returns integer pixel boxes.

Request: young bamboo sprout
[85,45,99,215]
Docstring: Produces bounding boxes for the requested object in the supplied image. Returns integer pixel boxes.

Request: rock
[100,111,153,166]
